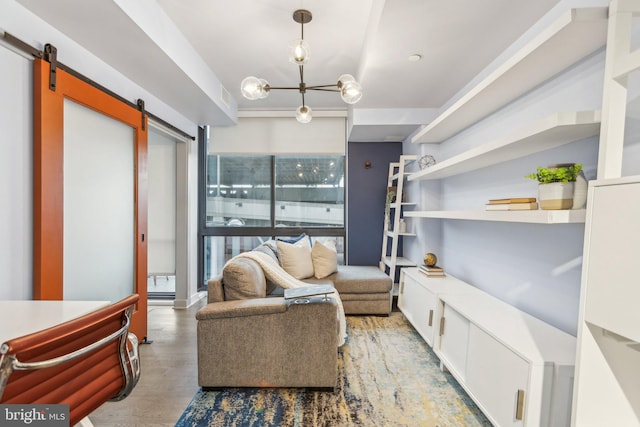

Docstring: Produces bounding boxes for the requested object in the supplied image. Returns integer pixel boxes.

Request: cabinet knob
[439,317,446,336]
[428,309,434,327]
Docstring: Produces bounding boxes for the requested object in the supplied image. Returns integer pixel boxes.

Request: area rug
[175,313,491,427]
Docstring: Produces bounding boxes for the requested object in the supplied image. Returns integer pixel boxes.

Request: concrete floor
[88,300,206,426]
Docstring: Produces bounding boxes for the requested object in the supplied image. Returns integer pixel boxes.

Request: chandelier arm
[267,86,302,90]
[307,88,341,92]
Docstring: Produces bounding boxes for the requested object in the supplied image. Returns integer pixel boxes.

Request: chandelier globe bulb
[340,80,363,104]
[296,105,313,123]
[240,76,269,100]
[289,39,310,64]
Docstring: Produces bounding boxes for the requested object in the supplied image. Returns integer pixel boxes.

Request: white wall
[0,0,202,305]
[402,0,622,336]
[0,45,32,300]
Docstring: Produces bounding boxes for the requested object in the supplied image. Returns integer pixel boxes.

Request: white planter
[538,182,574,210]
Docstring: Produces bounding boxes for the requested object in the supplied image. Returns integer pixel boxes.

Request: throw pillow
[276,235,314,279]
[311,239,338,279]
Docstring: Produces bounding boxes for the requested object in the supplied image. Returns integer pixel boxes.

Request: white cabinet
[398,268,484,347]
[399,268,576,426]
[437,291,576,427]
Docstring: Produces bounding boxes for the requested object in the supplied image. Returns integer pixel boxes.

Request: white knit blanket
[234,251,347,346]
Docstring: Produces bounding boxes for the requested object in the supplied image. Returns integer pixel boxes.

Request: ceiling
[16,0,562,142]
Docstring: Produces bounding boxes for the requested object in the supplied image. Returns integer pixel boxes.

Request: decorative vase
[538,182,574,210]
[424,253,437,267]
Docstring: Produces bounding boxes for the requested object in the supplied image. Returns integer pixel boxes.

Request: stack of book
[419,264,445,278]
[485,197,538,211]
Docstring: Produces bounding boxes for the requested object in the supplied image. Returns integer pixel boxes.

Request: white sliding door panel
[148,128,176,276]
[63,99,135,302]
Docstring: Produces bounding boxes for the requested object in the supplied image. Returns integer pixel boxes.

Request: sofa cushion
[305,265,392,294]
[277,236,314,279]
[311,239,338,279]
[222,257,267,301]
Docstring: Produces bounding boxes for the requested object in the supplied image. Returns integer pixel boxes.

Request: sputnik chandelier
[240,9,363,123]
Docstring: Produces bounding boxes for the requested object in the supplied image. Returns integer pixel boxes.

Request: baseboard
[173,291,207,309]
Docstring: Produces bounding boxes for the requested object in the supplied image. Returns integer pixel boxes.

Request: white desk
[0,300,109,345]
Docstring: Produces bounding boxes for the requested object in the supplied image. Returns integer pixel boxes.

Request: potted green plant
[525,163,583,210]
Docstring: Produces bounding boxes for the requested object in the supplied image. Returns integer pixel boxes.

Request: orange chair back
[0,294,140,426]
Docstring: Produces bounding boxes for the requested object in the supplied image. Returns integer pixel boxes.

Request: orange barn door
[33,58,148,340]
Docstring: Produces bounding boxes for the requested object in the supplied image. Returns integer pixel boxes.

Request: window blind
[210,117,346,155]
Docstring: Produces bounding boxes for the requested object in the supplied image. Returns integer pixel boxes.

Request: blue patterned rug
[176,312,491,427]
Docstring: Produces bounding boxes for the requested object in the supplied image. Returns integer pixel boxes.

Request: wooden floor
[89,299,206,426]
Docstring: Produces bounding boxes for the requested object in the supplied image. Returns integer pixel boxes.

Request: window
[199,151,345,288]
[205,156,271,227]
[275,156,344,227]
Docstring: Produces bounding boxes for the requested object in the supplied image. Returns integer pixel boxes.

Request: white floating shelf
[411,7,607,144]
[408,111,601,181]
[386,231,417,238]
[404,209,586,224]
[382,256,416,267]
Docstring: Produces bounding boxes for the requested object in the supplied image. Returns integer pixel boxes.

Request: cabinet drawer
[438,303,470,381]
[466,324,529,426]
[398,273,439,346]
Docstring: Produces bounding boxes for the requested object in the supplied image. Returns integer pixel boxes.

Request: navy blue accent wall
[347,142,402,265]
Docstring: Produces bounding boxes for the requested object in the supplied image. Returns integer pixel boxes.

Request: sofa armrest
[207,275,225,303]
[196,298,288,320]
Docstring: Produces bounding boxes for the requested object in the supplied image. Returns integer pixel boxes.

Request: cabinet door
[466,324,530,426]
[438,303,470,381]
[584,182,640,343]
[398,273,438,346]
